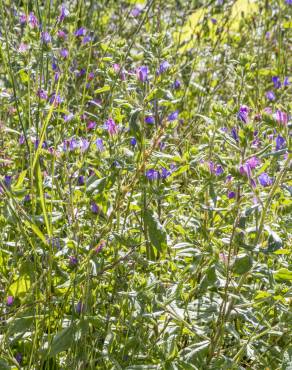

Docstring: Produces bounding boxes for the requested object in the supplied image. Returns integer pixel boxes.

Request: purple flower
[4,175,12,187]
[18,43,28,53]
[275,135,286,151]
[37,89,48,100]
[157,61,170,74]
[131,6,142,17]
[96,138,104,152]
[95,240,106,253]
[283,77,290,87]
[173,79,181,89]
[91,202,99,214]
[237,105,249,123]
[7,296,14,306]
[28,12,38,28]
[215,165,224,176]
[60,48,69,58]
[15,353,22,364]
[258,173,273,187]
[137,66,149,82]
[231,127,238,141]
[266,91,275,101]
[161,167,171,179]
[105,118,118,136]
[145,116,155,124]
[64,113,74,122]
[130,137,137,146]
[228,191,236,199]
[59,4,69,22]
[78,68,86,77]
[87,121,96,130]
[41,31,51,44]
[211,18,217,24]
[49,93,63,105]
[24,194,31,202]
[167,111,179,121]
[80,139,89,152]
[78,176,84,185]
[275,110,288,126]
[19,135,25,145]
[69,256,78,266]
[75,27,87,36]
[55,72,60,82]
[19,13,27,24]
[52,62,58,71]
[58,30,67,39]
[286,0,292,4]
[69,138,78,151]
[272,76,281,89]
[146,169,159,180]
[82,36,91,44]
[88,72,95,81]
[76,300,84,314]
[246,156,260,169]
[239,164,251,178]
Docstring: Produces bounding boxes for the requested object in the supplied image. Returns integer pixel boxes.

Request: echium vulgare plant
[0,0,291,369]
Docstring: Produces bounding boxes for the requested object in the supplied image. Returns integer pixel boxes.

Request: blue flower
[80,139,89,152]
[96,138,105,152]
[78,176,85,185]
[157,61,170,74]
[145,116,155,124]
[258,173,273,187]
[75,27,86,36]
[237,105,249,123]
[215,165,224,176]
[91,202,99,214]
[231,127,238,141]
[275,135,286,151]
[59,4,69,22]
[161,167,171,179]
[130,137,137,146]
[137,66,149,82]
[146,169,159,180]
[60,48,69,58]
[228,191,236,199]
[82,36,92,44]
[167,111,179,121]
[76,300,84,314]
[272,76,281,89]
[41,31,51,44]
[173,79,181,89]
[69,256,78,266]
[69,138,78,151]
[283,77,290,87]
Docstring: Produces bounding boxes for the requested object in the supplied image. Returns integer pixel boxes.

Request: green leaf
[94,85,110,94]
[9,275,31,297]
[8,315,34,335]
[144,210,167,252]
[232,254,253,274]
[274,268,292,281]
[86,176,107,195]
[48,326,76,357]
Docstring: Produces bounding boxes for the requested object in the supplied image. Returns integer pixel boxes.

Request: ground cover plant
[0,0,291,368]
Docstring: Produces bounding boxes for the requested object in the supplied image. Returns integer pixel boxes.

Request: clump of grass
[0,0,291,369]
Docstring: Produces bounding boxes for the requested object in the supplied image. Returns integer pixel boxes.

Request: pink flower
[246,156,260,169]
[18,43,28,53]
[275,110,288,126]
[105,118,118,136]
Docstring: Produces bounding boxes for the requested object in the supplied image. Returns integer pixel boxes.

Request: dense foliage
[0,0,291,368]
